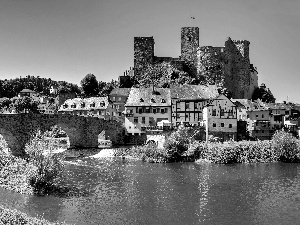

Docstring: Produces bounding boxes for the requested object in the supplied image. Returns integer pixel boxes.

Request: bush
[271,130,300,162]
[195,140,275,164]
[163,124,191,159]
[24,131,64,194]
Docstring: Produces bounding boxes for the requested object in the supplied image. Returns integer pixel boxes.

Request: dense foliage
[252,84,276,103]
[0,96,40,113]
[0,75,81,98]
[80,73,99,97]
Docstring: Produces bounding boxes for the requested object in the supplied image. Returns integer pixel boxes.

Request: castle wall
[180,27,199,77]
[134,37,155,79]
[196,46,225,86]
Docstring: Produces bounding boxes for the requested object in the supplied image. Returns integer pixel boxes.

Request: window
[185,102,189,110]
[81,103,85,108]
[262,130,264,133]
[161,109,165,113]
[194,103,198,109]
[142,117,145,123]
[134,117,138,123]
[140,98,144,102]
[161,99,166,103]
[256,114,258,118]
[176,114,180,119]
[118,97,122,101]
[145,108,150,113]
[151,98,155,103]
[221,123,224,127]
[156,108,160,113]
[63,104,68,109]
[153,108,156,113]
[112,97,116,101]
[212,109,216,116]
[220,109,224,116]
[262,114,264,118]
[229,124,232,128]
[71,104,76,108]
[90,102,95,107]
[213,123,216,127]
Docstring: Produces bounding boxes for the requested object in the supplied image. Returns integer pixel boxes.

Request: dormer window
[71,103,76,108]
[63,104,68,109]
[100,101,105,107]
[151,98,155,103]
[161,99,166,103]
[140,98,144,102]
[90,102,95,107]
[81,103,85,108]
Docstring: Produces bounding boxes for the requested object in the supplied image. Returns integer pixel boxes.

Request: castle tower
[181,27,199,77]
[134,36,155,79]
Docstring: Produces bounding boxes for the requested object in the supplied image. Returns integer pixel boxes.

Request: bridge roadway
[0,113,122,155]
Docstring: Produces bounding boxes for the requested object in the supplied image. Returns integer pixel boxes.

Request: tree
[11,96,40,113]
[252,84,276,103]
[80,74,99,97]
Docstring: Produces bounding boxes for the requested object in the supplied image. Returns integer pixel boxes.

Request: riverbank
[0,205,66,225]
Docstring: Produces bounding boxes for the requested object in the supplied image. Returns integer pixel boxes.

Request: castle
[132,27,258,99]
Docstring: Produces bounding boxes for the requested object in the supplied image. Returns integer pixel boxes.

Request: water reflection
[1,160,300,224]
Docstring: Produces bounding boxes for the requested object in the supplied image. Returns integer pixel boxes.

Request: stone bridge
[0,114,123,155]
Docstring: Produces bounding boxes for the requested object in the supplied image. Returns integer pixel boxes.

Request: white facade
[203,95,237,140]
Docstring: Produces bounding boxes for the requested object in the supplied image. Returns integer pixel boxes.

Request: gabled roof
[110,88,131,96]
[170,84,218,100]
[125,88,171,107]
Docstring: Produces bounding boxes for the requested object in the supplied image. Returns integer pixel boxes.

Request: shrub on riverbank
[0,205,65,225]
[196,140,275,163]
[271,130,300,162]
[24,131,64,195]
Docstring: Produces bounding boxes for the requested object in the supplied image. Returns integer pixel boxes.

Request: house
[124,87,171,135]
[109,88,131,119]
[170,84,219,127]
[18,89,38,98]
[203,94,237,141]
[58,96,115,120]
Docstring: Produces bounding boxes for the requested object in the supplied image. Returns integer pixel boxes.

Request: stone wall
[134,37,155,79]
[180,27,199,77]
[0,114,123,155]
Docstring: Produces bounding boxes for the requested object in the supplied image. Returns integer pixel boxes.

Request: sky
[0,0,299,103]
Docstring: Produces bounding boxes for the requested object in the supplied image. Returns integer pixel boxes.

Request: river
[1,157,300,225]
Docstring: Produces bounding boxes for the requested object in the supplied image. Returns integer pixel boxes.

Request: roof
[58,97,109,111]
[110,88,131,96]
[232,99,256,110]
[170,84,218,100]
[125,88,171,107]
[264,103,292,110]
[20,89,36,93]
